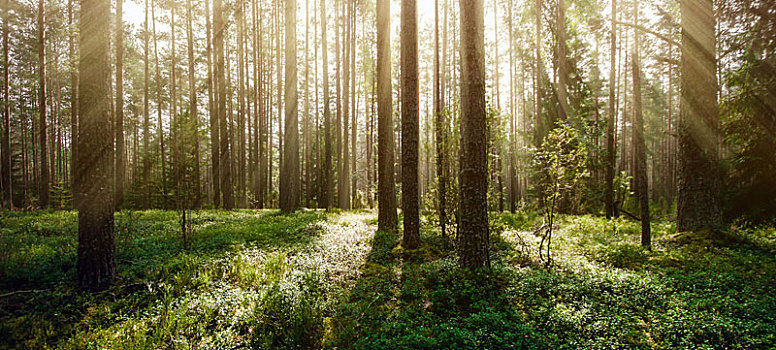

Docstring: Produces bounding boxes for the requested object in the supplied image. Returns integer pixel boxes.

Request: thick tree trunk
[376,0,397,230]
[458,0,489,269]
[280,0,300,212]
[76,0,115,291]
[435,0,447,236]
[401,0,420,248]
[677,0,721,231]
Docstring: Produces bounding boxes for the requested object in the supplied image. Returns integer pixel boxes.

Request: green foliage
[1,210,775,349]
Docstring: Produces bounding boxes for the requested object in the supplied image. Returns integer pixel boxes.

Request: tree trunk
[280,0,299,212]
[605,0,616,218]
[214,0,233,209]
[38,0,49,208]
[631,3,650,247]
[339,0,350,210]
[115,0,125,209]
[458,0,489,269]
[435,0,447,236]
[2,0,12,208]
[76,0,115,290]
[376,0,397,230]
[401,0,420,248]
[320,0,332,209]
[677,0,721,231]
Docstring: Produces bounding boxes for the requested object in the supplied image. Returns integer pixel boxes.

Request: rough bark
[677,0,721,231]
[401,0,420,248]
[2,0,12,208]
[115,0,125,209]
[605,0,616,218]
[38,0,49,208]
[76,0,115,291]
[215,0,233,209]
[376,0,397,230]
[280,0,300,212]
[631,3,650,246]
[458,0,489,269]
[320,0,332,209]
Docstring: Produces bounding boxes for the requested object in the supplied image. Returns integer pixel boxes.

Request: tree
[458,0,488,269]
[206,0,219,208]
[376,0,397,230]
[401,0,419,248]
[631,2,650,247]
[320,0,332,209]
[76,0,116,290]
[677,0,721,231]
[604,0,616,219]
[38,0,49,208]
[2,0,11,209]
[280,0,300,212]
[215,0,233,209]
[115,0,125,209]
[142,0,151,209]
[434,0,447,236]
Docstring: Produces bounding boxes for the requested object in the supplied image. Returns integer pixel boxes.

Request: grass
[1,209,775,349]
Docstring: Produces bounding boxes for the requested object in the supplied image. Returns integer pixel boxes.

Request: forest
[0,0,775,347]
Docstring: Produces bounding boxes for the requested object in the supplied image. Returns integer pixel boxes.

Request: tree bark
[401,0,420,248]
[458,0,489,269]
[280,0,299,212]
[115,0,125,209]
[376,0,397,230]
[214,0,233,209]
[38,0,49,208]
[677,0,721,231]
[76,0,115,290]
[2,0,12,208]
[631,3,650,247]
[605,0,616,218]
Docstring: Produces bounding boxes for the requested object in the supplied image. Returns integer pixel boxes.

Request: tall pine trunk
[401,0,419,248]
[38,0,49,208]
[677,0,721,231]
[115,0,125,209]
[631,3,650,246]
[76,0,115,290]
[376,0,397,230]
[280,0,300,212]
[458,0,489,269]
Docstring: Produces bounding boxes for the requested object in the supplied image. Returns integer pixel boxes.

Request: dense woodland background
[0,0,775,347]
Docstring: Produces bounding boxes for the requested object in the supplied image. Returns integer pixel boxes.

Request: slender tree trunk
[152,0,167,208]
[215,0,233,209]
[458,0,489,269]
[534,0,543,147]
[677,0,721,231]
[206,0,219,208]
[435,0,447,236]
[280,0,299,212]
[321,0,332,209]
[38,0,49,208]
[237,1,246,208]
[401,0,420,248]
[2,0,12,208]
[304,0,311,207]
[142,0,151,208]
[350,5,356,208]
[76,0,115,290]
[631,3,650,246]
[605,0,616,218]
[115,0,125,209]
[557,0,570,121]
[377,0,397,230]
[339,0,350,209]
[186,0,199,207]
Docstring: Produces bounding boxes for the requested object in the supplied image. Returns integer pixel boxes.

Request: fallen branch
[0,289,51,298]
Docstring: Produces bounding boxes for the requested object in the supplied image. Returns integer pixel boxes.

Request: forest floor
[0,209,775,349]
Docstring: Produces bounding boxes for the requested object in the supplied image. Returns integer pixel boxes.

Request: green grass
[1,210,774,349]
